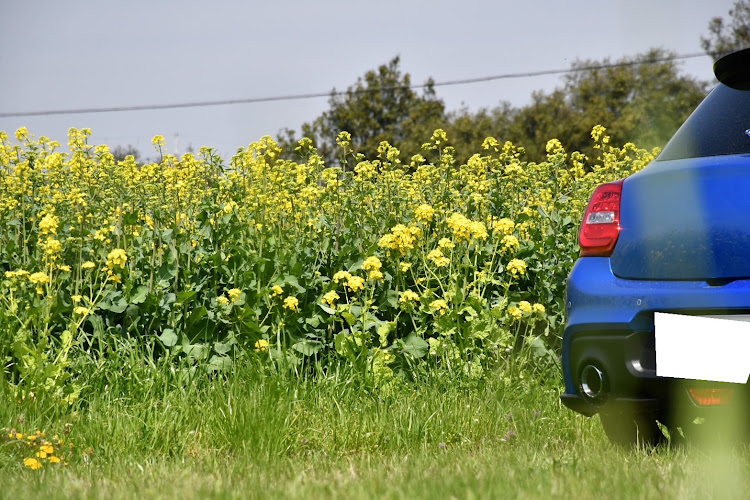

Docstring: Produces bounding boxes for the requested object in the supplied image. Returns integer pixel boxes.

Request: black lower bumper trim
[561,393,663,417]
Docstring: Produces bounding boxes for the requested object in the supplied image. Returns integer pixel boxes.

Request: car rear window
[658,84,750,161]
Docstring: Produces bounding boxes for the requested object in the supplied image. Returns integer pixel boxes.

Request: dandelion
[254,339,270,353]
[48,456,61,464]
[23,457,42,470]
[283,296,299,311]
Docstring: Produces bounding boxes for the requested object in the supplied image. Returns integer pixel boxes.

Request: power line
[0,52,710,118]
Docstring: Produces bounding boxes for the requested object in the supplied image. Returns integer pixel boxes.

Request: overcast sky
[0,0,737,158]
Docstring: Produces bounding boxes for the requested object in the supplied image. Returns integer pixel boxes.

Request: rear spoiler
[714,48,750,90]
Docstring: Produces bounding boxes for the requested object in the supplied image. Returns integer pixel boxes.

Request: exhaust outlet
[580,364,607,402]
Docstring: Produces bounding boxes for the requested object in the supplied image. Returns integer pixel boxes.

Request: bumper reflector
[688,388,735,406]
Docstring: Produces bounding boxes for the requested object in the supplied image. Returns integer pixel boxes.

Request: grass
[2,365,750,499]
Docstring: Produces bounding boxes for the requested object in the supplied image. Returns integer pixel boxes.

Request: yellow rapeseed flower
[362,256,382,272]
[430,299,449,315]
[333,271,352,283]
[506,259,527,278]
[368,270,384,281]
[271,285,284,297]
[322,290,340,306]
[38,213,59,235]
[283,296,299,311]
[399,290,419,303]
[438,238,454,250]
[254,339,270,353]
[81,261,96,270]
[345,276,365,292]
[106,248,127,268]
[42,237,62,256]
[28,272,49,285]
[501,235,520,253]
[227,288,242,303]
[216,296,229,306]
[414,204,435,223]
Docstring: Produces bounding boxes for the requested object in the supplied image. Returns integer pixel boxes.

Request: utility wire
[0,52,710,118]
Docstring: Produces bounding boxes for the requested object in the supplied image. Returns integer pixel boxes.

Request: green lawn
[2,368,749,499]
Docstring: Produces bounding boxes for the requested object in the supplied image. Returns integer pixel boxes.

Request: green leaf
[213,340,233,355]
[341,311,357,326]
[318,303,336,315]
[159,328,178,347]
[281,274,306,293]
[130,285,149,305]
[401,333,429,358]
[176,290,197,306]
[292,339,322,356]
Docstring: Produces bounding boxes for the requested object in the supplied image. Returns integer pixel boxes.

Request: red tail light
[579,179,625,257]
[688,387,735,406]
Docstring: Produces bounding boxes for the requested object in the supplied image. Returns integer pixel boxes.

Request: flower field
[0,126,656,403]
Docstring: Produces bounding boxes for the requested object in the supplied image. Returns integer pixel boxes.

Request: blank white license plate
[655,312,750,384]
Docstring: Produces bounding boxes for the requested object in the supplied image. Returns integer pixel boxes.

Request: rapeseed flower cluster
[0,125,655,390]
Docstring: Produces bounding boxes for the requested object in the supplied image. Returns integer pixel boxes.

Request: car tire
[599,412,665,447]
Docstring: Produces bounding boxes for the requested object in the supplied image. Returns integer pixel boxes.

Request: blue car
[561,47,750,446]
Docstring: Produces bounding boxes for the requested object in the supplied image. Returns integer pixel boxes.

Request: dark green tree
[111,145,141,163]
[701,0,750,60]
[454,50,707,161]
[279,57,445,165]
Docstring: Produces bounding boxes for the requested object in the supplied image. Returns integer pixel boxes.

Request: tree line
[277,1,750,165]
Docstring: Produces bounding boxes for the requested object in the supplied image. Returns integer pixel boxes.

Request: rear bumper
[562,257,750,417]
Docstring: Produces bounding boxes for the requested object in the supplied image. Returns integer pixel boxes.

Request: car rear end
[560,48,750,442]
